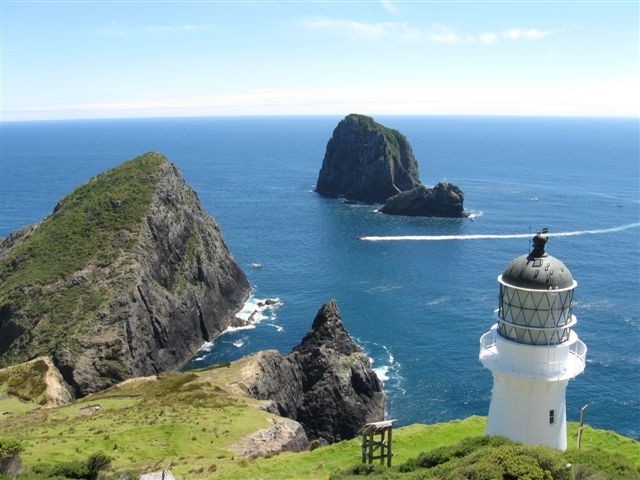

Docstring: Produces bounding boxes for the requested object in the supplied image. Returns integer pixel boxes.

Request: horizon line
[2,111,639,124]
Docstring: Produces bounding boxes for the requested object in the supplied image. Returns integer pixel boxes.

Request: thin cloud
[299,17,558,45]
[424,24,469,44]
[92,23,213,38]
[503,28,555,40]
[478,32,499,44]
[299,17,404,40]
[7,79,637,121]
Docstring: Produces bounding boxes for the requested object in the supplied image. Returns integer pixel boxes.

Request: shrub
[566,448,640,480]
[86,453,111,480]
[50,460,90,479]
[416,445,457,468]
[446,459,503,480]
[523,445,570,480]
[0,439,23,477]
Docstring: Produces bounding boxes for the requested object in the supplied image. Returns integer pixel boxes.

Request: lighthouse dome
[496,231,578,345]
[501,253,574,290]
[500,232,575,290]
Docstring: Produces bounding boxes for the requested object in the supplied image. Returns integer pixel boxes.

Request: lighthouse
[479,230,587,450]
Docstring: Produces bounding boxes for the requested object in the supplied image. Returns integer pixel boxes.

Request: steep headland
[233,299,386,444]
[0,152,251,397]
[316,114,467,218]
[316,114,421,203]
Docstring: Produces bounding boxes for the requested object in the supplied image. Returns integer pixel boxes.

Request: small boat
[251,263,263,269]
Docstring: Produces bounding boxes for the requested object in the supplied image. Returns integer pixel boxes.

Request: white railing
[479,331,496,352]
[479,331,587,380]
[569,338,588,365]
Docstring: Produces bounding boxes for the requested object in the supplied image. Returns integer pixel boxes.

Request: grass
[2,355,637,479]
[1,363,273,477]
[0,152,166,366]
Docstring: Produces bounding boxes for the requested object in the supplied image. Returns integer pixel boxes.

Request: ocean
[1,116,638,440]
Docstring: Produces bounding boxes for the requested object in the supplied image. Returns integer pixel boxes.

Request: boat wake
[360,222,639,242]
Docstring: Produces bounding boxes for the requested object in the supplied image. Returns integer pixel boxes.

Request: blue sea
[1,116,638,440]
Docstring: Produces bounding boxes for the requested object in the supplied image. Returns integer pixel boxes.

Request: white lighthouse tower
[479,231,587,451]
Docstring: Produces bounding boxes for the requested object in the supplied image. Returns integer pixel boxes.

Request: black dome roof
[499,232,575,290]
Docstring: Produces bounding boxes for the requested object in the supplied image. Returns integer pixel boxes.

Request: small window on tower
[549,409,555,424]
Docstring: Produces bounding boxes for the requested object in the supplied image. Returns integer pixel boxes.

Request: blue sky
[1,1,638,120]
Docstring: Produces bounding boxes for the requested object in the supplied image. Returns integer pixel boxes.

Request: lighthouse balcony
[479,325,587,381]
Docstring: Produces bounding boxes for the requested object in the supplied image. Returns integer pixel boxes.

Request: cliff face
[235,300,385,444]
[0,152,250,397]
[316,114,421,203]
[316,114,467,217]
[381,182,467,218]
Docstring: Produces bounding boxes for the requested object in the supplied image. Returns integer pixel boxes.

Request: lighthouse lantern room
[479,230,587,451]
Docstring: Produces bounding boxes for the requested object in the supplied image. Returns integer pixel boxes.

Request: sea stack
[316,114,421,203]
[0,152,251,397]
[316,114,467,218]
[235,299,385,444]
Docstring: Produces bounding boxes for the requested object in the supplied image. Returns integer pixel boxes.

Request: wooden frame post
[360,420,396,468]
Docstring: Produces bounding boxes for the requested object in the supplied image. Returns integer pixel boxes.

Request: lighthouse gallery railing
[479,331,587,380]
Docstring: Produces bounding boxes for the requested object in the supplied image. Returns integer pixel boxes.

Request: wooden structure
[360,420,396,467]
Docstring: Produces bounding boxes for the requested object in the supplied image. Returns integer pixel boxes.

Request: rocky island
[316,114,468,218]
[316,113,421,203]
[0,152,251,397]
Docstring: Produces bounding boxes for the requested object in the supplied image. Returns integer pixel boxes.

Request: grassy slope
[0,152,165,365]
[1,358,637,479]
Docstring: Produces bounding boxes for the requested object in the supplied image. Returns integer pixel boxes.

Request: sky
[1,1,638,121]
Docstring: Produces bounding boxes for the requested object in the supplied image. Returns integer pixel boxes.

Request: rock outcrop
[234,300,385,444]
[316,114,468,217]
[0,152,251,397]
[316,114,421,203]
[381,182,468,218]
[232,416,310,457]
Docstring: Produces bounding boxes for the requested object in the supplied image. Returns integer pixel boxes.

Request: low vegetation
[331,434,639,480]
[350,114,408,160]
[1,357,638,479]
[0,152,165,366]
[0,359,48,405]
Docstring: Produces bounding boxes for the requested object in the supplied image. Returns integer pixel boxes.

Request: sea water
[2,116,638,439]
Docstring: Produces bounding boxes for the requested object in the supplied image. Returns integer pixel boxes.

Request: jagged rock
[316,114,420,203]
[235,300,385,444]
[381,182,468,218]
[0,152,251,397]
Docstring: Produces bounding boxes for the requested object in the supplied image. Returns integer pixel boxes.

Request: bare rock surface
[232,416,310,457]
[381,182,468,218]
[316,114,420,203]
[0,152,250,397]
[234,300,385,444]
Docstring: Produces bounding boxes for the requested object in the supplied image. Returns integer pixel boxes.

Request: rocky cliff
[316,114,467,217]
[233,300,385,444]
[316,114,421,203]
[0,152,251,397]
[381,182,468,218]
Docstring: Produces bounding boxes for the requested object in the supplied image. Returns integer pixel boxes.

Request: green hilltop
[1,359,638,480]
[0,152,166,366]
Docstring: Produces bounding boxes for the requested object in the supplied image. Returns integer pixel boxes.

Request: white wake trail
[360,222,640,242]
